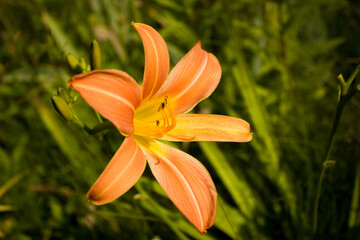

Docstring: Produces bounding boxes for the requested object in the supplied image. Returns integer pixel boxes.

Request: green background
[1,0,360,239]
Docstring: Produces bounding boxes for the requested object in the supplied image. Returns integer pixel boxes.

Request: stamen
[133,95,176,138]
[159,111,166,127]
[155,95,176,132]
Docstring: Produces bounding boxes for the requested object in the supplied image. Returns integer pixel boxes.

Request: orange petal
[69,70,142,134]
[132,23,169,99]
[162,114,252,142]
[87,137,146,205]
[155,42,221,114]
[140,139,217,233]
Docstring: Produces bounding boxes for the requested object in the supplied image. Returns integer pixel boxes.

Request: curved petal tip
[141,140,217,233]
[86,137,146,205]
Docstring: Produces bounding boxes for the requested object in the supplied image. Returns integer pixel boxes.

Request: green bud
[68,87,78,103]
[323,160,336,169]
[357,84,360,92]
[67,54,83,74]
[51,95,74,122]
[90,40,102,70]
[79,57,87,72]
[57,87,70,103]
[71,116,84,128]
[133,193,148,200]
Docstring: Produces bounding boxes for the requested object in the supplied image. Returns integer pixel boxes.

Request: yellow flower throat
[133,95,176,138]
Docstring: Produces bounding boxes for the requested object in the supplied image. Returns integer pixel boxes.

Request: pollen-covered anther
[133,95,176,138]
[156,96,176,132]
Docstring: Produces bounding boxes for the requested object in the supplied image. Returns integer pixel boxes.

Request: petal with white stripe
[155,42,222,114]
[86,137,146,205]
[132,23,169,99]
[69,70,142,134]
[139,138,217,233]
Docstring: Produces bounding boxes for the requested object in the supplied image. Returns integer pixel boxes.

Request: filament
[133,95,176,138]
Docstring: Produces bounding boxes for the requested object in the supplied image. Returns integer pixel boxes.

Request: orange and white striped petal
[155,42,221,114]
[86,137,146,205]
[69,70,142,134]
[162,114,252,142]
[132,23,169,99]
[138,138,217,233]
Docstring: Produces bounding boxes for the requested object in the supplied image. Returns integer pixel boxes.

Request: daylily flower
[69,23,252,233]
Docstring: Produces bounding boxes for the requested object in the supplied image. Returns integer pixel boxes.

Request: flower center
[133,95,176,138]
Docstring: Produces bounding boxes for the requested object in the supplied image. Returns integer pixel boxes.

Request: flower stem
[312,66,359,235]
[312,96,352,234]
[323,100,345,163]
[83,121,115,135]
[348,161,360,232]
[312,160,335,234]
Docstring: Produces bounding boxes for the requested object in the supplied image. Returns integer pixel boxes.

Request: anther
[158,103,165,112]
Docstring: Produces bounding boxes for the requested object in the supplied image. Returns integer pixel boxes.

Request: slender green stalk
[313,166,325,234]
[323,101,345,163]
[313,161,335,234]
[323,80,358,163]
[83,121,115,135]
[344,65,360,93]
[312,99,345,234]
[348,161,360,230]
[312,67,359,235]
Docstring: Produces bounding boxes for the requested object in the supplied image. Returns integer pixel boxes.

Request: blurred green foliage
[1,0,360,239]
